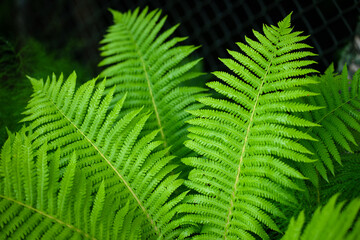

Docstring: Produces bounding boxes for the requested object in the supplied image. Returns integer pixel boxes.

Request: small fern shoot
[20,72,189,239]
[99,7,208,158]
[183,14,320,239]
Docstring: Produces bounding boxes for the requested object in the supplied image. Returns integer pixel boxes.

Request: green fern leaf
[298,65,360,184]
[183,14,319,239]
[99,7,208,158]
[20,72,188,239]
[282,194,360,240]
[0,130,124,239]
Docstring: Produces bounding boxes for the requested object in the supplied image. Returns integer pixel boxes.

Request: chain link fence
[8,0,360,73]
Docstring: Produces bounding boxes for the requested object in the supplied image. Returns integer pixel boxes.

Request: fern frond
[298,65,360,184]
[99,7,208,158]
[20,72,188,239]
[282,194,360,240]
[0,129,127,239]
[183,14,319,239]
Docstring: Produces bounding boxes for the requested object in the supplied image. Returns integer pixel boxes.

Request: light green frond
[297,65,360,183]
[20,72,188,239]
[99,7,208,158]
[282,194,360,240]
[183,14,318,239]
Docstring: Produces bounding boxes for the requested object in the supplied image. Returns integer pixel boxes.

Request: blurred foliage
[0,38,19,81]
[0,37,91,146]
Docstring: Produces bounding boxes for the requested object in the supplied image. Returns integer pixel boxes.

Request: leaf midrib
[0,194,96,240]
[122,22,168,149]
[223,57,275,239]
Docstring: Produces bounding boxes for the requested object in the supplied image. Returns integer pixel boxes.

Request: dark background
[1,0,359,75]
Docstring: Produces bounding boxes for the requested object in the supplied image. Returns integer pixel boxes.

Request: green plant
[1,7,359,240]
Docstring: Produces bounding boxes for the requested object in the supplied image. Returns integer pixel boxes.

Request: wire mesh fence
[9,0,360,73]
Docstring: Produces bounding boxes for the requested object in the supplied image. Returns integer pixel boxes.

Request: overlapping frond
[297,66,360,184]
[182,14,319,239]
[282,194,360,240]
[20,72,188,239]
[0,129,135,239]
[99,7,208,158]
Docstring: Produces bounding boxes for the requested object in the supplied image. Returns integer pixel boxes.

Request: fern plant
[1,7,360,240]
